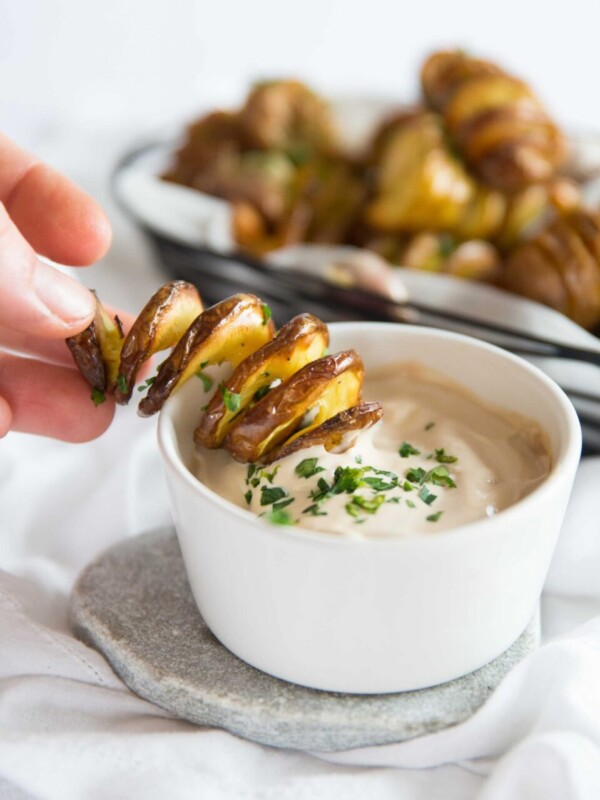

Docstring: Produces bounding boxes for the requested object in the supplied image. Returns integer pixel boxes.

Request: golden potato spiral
[66,281,382,464]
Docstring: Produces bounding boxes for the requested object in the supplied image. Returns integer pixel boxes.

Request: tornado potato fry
[194,313,329,448]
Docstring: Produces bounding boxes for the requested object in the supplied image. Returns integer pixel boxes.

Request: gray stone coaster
[71,528,539,751]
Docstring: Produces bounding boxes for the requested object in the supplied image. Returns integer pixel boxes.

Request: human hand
[0,132,126,441]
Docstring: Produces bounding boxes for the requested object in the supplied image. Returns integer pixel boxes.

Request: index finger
[0,132,112,266]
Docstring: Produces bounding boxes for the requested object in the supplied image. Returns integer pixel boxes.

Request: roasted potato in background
[161,61,600,330]
[421,50,567,193]
[504,210,600,329]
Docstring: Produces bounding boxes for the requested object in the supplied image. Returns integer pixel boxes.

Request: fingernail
[34,261,96,328]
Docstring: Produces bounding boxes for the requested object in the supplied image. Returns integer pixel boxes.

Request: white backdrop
[2,0,599,143]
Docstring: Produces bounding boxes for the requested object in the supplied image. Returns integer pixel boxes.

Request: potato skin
[194,313,329,448]
[503,210,600,328]
[138,294,275,417]
[223,350,364,463]
[66,317,106,392]
[115,280,203,404]
[261,401,383,465]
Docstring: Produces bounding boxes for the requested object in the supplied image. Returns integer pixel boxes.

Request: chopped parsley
[405,467,426,484]
[244,490,252,505]
[399,441,421,458]
[260,485,288,506]
[117,374,127,394]
[253,384,271,402]
[424,465,457,489]
[137,375,156,392]
[347,494,386,515]
[355,454,363,464]
[91,388,105,406]
[418,485,437,505]
[302,503,328,516]
[264,508,294,525]
[427,511,443,522]
[196,370,214,392]
[295,458,325,479]
[406,499,416,509]
[261,304,272,325]
[273,497,294,511]
[221,385,242,413]
[433,448,458,464]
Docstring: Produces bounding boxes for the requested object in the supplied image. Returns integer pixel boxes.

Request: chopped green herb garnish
[406,467,427,484]
[345,501,362,518]
[427,511,443,522]
[402,480,414,492]
[117,374,127,393]
[434,448,458,464]
[261,304,272,325]
[196,370,213,392]
[352,494,387,513]
[244,490,252,505]
[251,477,260,488]
[264,508,294,525]
[424,465,457,489]
[418,485,437,505]
[387,496,401,504]
[295,458,325,479]
[221,385,242,413]
[200,404,209,412]
[260,485,287,506]
[253,385,271,402]
[355,454,363,464]
[302,503,328,516]
[399,441,421,458]
[406,499,416,509]
[425,421,435,431]
[310,477,331,502]
[363,476,397,491]
[273,497,294,511]
[137,375,156,392]
[261,465,280,484]
[91,388,105,406]
[247,464,257,481]
[332,466,365,494]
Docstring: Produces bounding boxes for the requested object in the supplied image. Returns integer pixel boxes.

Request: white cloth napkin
[1,409,600,799]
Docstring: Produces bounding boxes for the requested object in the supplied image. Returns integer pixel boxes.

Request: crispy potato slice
[366,113,505,238]
[66,292,124,393]
[114,281,203,404]
[261,401,383,465]
[421,50,503,111]
[194,313,329,448]
[223,350,364,463]
[138,294,275,417]
[422,52,566,193]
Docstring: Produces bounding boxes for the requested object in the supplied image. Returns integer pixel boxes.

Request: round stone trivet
[71,528,539,751]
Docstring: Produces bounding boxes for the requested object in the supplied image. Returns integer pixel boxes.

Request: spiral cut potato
[504,209,600,329]
[421,50,567,193]
[67,282,382,464]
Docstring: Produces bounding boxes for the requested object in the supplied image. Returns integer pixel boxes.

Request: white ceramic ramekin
[158,323,581,694]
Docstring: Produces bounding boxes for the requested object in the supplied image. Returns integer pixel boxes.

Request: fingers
[0,202,97,338]
[0,133,112,266]
[0,308,137,367]
[0,324,75,366]
[0,354,115,442]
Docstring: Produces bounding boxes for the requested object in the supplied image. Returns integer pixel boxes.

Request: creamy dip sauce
[193,362,552,536]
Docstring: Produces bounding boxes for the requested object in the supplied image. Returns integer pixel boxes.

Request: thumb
[0,202,96,338]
